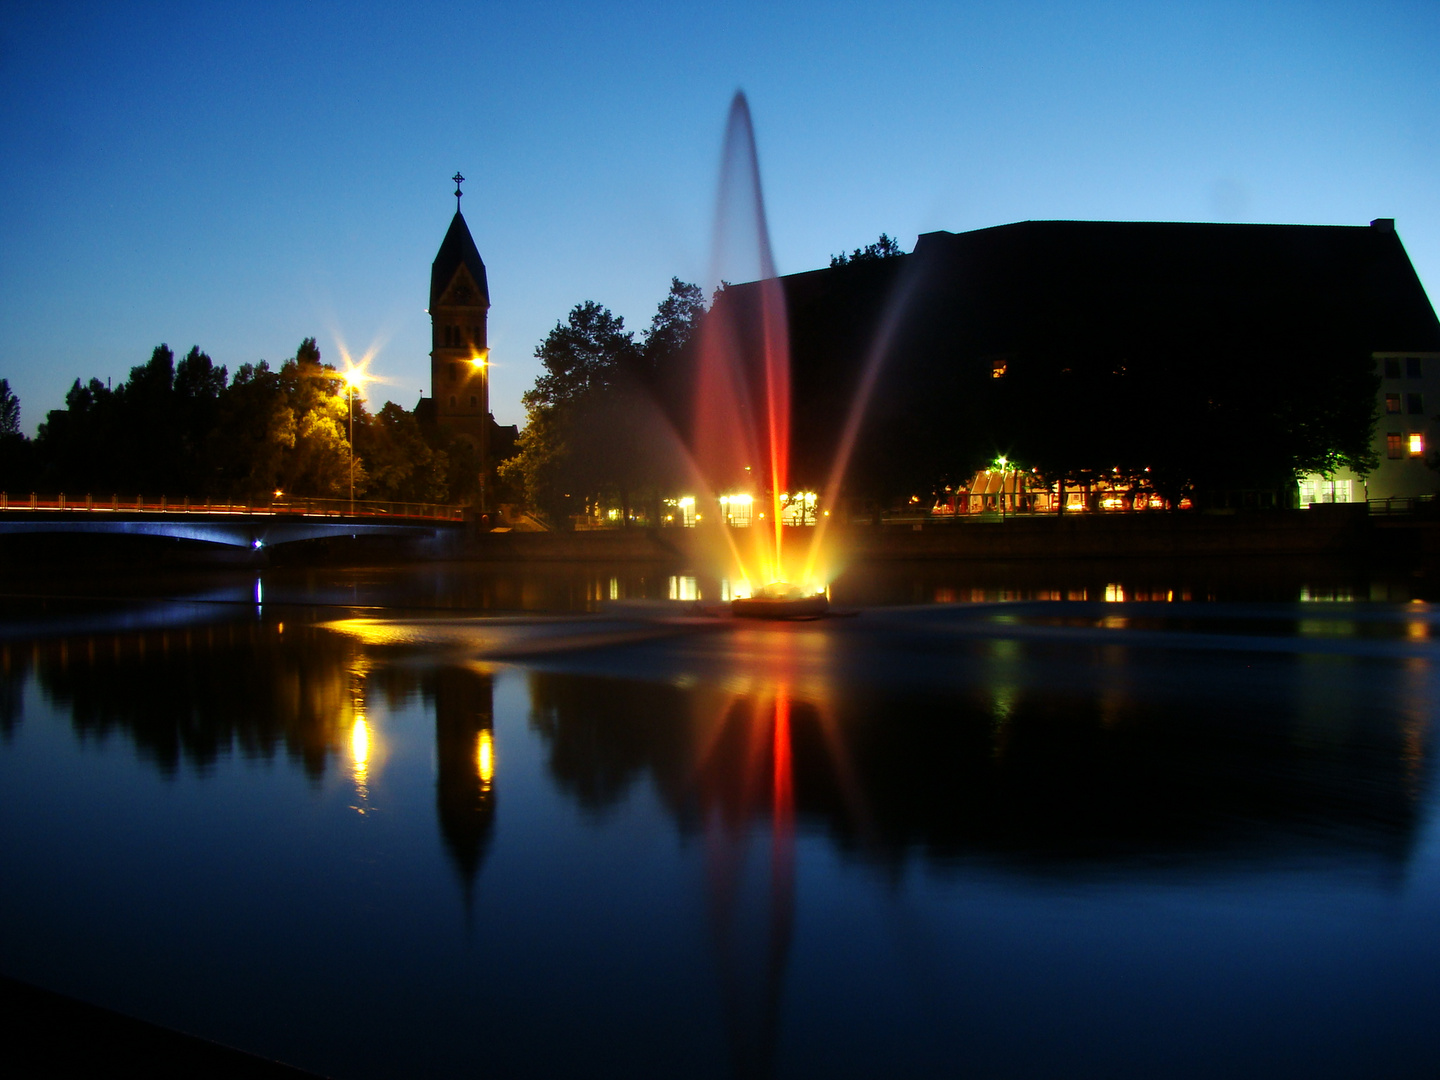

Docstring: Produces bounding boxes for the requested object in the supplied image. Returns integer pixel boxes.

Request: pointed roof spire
[431,175,489,308]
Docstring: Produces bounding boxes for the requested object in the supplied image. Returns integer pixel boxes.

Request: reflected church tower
[434,666,497,899]
[429,173,491,471]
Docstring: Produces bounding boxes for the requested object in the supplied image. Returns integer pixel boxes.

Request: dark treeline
[500,278,706,526]
[0,339,473,502]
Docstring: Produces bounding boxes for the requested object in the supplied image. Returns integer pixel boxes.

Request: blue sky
[3,1,1438,433]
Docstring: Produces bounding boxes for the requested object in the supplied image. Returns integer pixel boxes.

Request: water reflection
[520,627,1429,879]
[435,667,496,895]
[7,620,365,778]
[4,589,1440,1077]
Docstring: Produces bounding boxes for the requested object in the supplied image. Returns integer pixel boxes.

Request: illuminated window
[1407,357,1423,378]
[991,357,1008,379]
[1385,358,1402,378]
[1409,433,1425,457]
[1386,393,1402,414]
[1387,433,1403,459]
[1408,393,1424,414]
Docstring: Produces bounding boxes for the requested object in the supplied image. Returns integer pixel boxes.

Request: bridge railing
[0,493,466,522]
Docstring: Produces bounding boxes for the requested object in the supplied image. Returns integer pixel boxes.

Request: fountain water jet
[691,93,824,616]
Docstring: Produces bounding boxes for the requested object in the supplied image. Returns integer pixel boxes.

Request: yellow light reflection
[352,717,371,765]
[476,729,495,790]
[351,717,371,806]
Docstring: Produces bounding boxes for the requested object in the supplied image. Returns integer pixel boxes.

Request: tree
[0,379,32,489]
[641,279,706,376]
[356,402,450,502]
[0,379,19,436]
[527,302,640,410]
[830,233,904,268]
[514,288,703,527]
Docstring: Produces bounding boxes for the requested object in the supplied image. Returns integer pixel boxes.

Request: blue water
[2,570,1439,1078]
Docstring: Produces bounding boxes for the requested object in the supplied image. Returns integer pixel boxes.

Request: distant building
[415,195,518,503]
[726,217,1440,508]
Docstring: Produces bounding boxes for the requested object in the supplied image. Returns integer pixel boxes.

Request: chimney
[1371,218,1395,232]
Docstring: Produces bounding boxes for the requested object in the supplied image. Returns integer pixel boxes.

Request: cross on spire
[452,172,465,213]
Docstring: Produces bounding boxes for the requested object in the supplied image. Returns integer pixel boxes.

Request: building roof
[901,218,1440,355]
[430,211,489,309]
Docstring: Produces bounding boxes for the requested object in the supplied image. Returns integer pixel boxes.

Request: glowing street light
[341,365,371,510]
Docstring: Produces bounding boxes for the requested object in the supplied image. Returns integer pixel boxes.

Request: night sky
[3,1,1437,433]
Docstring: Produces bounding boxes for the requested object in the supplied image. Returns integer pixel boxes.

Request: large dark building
[734,217,1440,507]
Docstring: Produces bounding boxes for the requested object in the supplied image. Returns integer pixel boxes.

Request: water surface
[2,563,1438,1078]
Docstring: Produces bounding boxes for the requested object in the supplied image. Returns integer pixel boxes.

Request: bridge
[0,494,468,551]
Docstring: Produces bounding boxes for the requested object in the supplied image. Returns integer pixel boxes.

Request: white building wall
[1298,350,1440,505]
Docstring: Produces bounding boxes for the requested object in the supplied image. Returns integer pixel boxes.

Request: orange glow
[351,717,372,805]
[476,729,494,788]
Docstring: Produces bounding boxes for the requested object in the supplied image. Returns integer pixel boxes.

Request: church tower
[430,173,491,467]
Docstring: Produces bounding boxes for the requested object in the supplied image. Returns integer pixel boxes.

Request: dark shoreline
[0,976,326,1079]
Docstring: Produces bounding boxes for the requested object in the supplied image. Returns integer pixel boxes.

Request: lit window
[1385,358,1402,378]
[1386,393,1402,414]
[991,357,1007,378]
[1409,433,1425,457]
[1408,393,1424,414]
[1407,357,1423,378]
[1387,432,1403,459]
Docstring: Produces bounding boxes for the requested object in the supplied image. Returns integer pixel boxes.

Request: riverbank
[470,506,1433,562]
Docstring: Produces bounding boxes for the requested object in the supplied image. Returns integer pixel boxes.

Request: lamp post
[343,368,365,512]
[996,456,1009,521]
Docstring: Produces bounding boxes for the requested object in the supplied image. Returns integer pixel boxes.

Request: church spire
[452,171,464,214]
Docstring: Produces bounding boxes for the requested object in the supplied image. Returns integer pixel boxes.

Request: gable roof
[430,211,490,309]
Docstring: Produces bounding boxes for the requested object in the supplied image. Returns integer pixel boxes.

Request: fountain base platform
[731,584,830,620]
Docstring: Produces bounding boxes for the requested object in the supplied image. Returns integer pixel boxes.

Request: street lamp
[342,367,368,511]
[995,456,1009,520]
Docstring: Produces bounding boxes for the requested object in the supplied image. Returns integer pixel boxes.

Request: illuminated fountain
[688,94,826,618]
[688,93,916,619]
